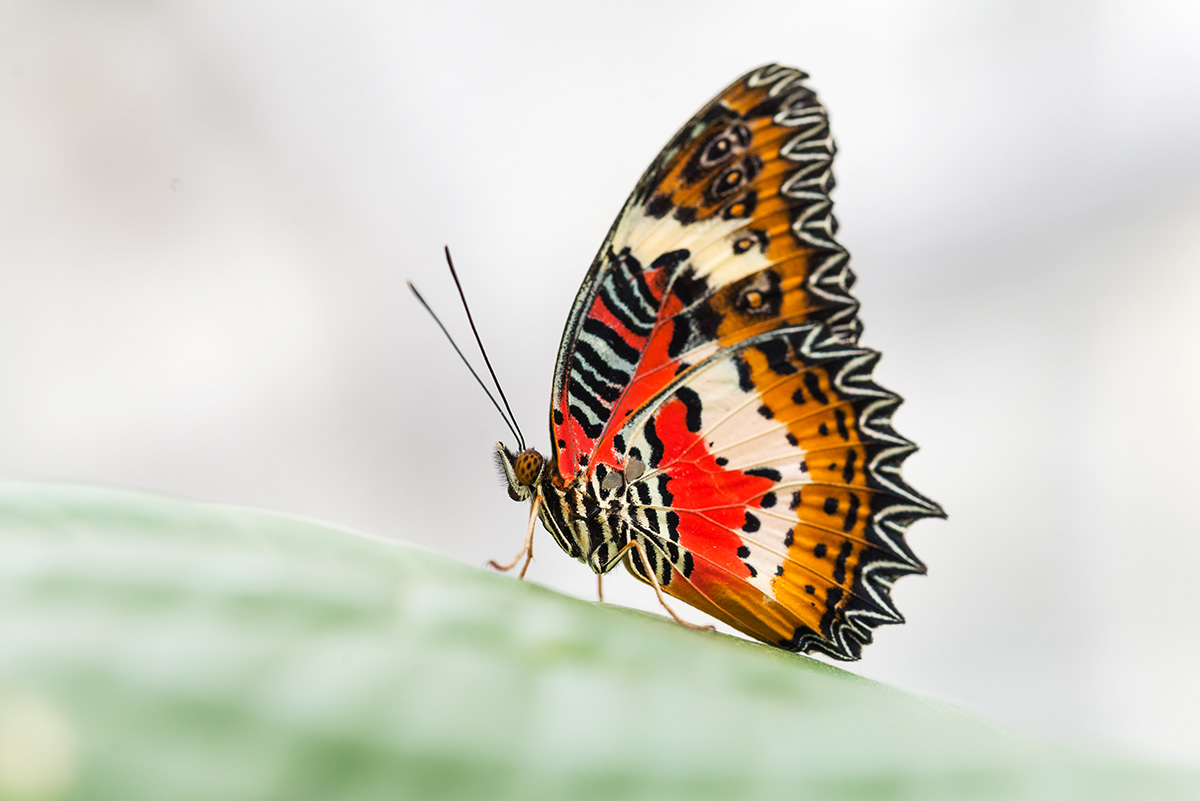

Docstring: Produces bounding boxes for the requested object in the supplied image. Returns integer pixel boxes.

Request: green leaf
[0,483,1194,801]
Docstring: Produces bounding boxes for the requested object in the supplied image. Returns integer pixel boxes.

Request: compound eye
[514,449,544,486]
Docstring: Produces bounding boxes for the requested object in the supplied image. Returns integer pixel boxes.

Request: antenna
[407,247,527,451]
[441,247,526,450]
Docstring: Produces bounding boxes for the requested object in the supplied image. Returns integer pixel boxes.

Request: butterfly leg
[596,573,604,603]
[616,539,714,633]
[487,490,541,579]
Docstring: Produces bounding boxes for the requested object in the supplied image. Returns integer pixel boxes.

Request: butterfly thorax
[498,442,671,578]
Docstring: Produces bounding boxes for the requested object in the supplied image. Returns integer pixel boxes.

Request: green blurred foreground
[0,484,1195,801]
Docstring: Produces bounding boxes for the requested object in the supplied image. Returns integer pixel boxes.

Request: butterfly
[425,64,944,661]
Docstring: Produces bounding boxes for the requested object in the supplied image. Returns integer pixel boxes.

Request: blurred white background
[2,0,1199,764]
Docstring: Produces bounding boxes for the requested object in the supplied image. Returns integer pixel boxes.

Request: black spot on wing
[672,266,707,307]
[734,353,754,392]
[755,338,796,376]
[819,586,844,639]
[641,541,660,578]
[667,318,690,359]
[694,303,723,341]
[834,408,850,441]
[650,249,690,273]
[803,372,829,405]
[667,303,724,359]
[674,206,697,225]
[643,416,665,467]
[833,540,853,585]
[674,386,703,433]
[646,194,672,219]
[656,474,674,508]
[842,449,857,484]
[842,493,860,533]
[744,467,782,482]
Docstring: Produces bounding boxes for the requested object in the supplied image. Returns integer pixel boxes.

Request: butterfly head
[496,442,545,502]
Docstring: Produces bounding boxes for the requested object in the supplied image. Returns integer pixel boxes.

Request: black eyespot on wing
[708,166,745,201]
[731,228,768,255]
[721,189,758,221]
[735,269,781,317]
[680,119,749,183]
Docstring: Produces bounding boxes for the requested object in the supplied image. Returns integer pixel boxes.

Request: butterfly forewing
[541,64,942,660]
[551,65,859,473]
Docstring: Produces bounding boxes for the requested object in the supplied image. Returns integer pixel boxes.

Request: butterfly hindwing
[614,323,939,659]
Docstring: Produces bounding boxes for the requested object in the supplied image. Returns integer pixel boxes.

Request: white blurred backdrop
[2,0,1199,764]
